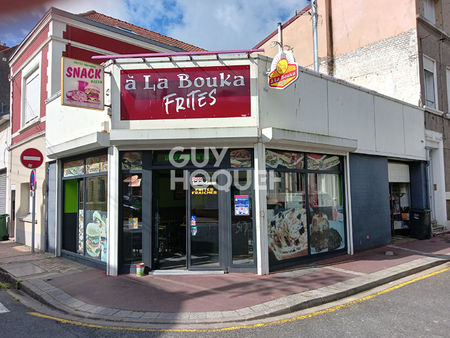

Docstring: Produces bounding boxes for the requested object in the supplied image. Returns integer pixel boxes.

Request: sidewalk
[1,233,449,325]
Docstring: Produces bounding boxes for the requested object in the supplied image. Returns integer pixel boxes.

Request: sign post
[30,170,36,253]
[20,148,43,253]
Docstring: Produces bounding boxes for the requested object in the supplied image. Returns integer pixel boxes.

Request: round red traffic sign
[20,148,44,169]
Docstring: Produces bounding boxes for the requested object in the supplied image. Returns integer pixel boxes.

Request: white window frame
[423,55,438,110]
[21,53,41,129]
[424,0,436,24]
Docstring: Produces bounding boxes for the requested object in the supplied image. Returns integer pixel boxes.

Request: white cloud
[165,0,309,50]
[1,0,309,50]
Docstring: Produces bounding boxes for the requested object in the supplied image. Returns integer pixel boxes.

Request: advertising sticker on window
[234,195,250,216]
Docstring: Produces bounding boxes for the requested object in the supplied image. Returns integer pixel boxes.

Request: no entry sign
[20,148,44,169]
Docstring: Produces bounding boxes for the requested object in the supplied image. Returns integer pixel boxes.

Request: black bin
[409,209,431,240]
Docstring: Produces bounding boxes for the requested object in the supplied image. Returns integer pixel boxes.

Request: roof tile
[78,10,205,52]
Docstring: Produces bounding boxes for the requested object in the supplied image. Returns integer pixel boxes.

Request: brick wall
[319,29,421,106]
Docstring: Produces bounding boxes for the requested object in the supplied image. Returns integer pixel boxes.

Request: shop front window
[122,174,143,264]
[62,154,108,263]
[308,173,345,254]
[85,177,108,261]
[266,149,345,267]
[231,170,254,265]
[267,172,308,262]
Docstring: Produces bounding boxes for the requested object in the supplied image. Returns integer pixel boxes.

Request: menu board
[266,150,304,169]
[64,159,84,177]
[307,153,340,171]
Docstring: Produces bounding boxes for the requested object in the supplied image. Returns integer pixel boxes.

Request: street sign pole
[30,169,36,253]
[31,189,35,253]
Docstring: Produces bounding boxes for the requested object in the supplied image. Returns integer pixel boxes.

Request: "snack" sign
[61,57,104,110]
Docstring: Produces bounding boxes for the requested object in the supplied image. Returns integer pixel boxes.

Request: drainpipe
[277,22,283,53]
[312,0,319,71]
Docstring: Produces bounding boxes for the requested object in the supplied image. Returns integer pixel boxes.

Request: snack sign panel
[120,65,251,120]
[61,57,104,110]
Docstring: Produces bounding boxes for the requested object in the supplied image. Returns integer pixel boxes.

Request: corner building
[46,53,428,275]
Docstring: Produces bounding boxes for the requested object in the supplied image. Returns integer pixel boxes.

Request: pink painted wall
[257,0,417,66]
[330,0,416,56]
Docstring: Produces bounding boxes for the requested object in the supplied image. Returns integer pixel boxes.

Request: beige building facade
[256,0,450,226]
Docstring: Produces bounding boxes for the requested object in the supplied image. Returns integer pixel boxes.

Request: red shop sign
[120,65,251,120]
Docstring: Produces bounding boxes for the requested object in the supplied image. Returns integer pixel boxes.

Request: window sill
[19,213,37,224]
[18,117,43,134]
[423,105,444,117]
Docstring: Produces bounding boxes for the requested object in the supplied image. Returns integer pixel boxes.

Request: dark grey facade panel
[409,161,429,210]
[349,154,391,251]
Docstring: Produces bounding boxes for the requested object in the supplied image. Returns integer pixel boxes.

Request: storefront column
[254,142,269,275]
[55,160,62,257]
[107,146,120,276]
[344,154,354,255]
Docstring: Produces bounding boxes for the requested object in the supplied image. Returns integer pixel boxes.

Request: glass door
[152,170,187,269]
[189,172,220,268]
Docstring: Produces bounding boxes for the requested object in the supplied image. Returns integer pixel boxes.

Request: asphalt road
[0,268,449,338]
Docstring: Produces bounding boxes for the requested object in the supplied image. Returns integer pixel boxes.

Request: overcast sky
[0,0,309,50]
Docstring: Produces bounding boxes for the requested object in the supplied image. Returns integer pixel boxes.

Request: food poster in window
[230,149,252,168]
[307,153,340,171]
[85,210,108,261]
[267,207,308,261]
[86,156,101,174]
[121,152,142,170]
[308,174,345,254]
[77,209,84,254]
[64,160,84,177]
[265,150,304,169]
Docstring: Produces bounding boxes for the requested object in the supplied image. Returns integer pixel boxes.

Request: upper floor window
[424,0,436,24]
[23,68,40,126]
[423,56,438,109]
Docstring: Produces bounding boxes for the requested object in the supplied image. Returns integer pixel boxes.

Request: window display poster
[78,209,84,254]
[121,152,142,170]
[234,195,250,216]
[64,159,84,177]
[309,210,345,254]
[267,208,308,260]
[85,210,108,262]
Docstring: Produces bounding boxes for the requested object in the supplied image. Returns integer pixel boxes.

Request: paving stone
[113,310,133,317]
[141,312,160,319]
[220,311,239,318]
[157,312,180,320]
[67,300,85,309]
[78,303,98,312]
[235,307,255,316]
[98,307,119,316]
[188,312,207,320]
[85,306,107,314]
[206,311,223,319]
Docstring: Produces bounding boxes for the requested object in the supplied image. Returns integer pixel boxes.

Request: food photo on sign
[62,57,104,110]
